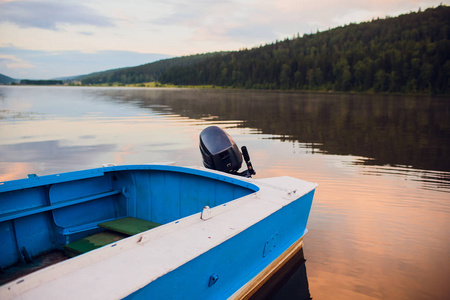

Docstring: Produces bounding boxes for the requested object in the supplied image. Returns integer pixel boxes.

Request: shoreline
[1,83,449,98]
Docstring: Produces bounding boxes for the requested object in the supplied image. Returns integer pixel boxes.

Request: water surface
[1,86,449,299]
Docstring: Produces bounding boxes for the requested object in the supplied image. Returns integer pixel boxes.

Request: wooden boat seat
[98,217,161,235]
[64,231,127,257]
[64,217,161,257]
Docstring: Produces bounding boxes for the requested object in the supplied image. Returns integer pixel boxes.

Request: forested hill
[0,73,17,84]
[80,53,228,85]
[158,6,449,94]
[82,6,450,94]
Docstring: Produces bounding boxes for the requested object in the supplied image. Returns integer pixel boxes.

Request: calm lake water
[1,86,449,299]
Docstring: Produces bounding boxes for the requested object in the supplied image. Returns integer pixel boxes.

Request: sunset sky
[0,0,447,79]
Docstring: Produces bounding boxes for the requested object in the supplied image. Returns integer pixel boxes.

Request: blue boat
[0,128,317,299]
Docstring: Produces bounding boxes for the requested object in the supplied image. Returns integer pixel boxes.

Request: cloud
[149,0,430,48]
[224,24,278,44]
[77,31,94,36]
[150,0,278,45]
[0,0,115,30]
[0,0,446,78]
[0,54,34,69]
[0,47,171,79]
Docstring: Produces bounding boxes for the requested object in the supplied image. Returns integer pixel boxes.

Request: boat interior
[0,166,258,285]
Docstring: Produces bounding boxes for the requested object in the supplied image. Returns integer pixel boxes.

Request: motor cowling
[199,126,243,174]
[199,126,255,177]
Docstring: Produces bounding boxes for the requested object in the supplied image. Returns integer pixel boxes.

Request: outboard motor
[199,126,256,177]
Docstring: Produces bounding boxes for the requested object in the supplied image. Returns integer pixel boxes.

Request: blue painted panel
[110,171,137,218]
[148,171,166,224]
[0,187,48,216]
[0,221,18,268]
[112,194,127,218]
[180,175,199,218]
[49,176,112,204]
[131,172,152,221]
[124,190,316,300]
[50,176,124,228]
[215,182,235,206]
[13,213,55,259]
[0,169,105,193]
[52,197,121,228]
[233,187,252,201]
[129,169,258,224]
[162,172,182,222]
[197,180,217,211]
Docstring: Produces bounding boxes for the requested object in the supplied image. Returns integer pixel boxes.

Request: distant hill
[80,5,450,94]
[79,52,228,85]
[0,73,18,84]
[158,5,449,94]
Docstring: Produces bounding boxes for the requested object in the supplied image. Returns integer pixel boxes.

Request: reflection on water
[95,88,450,172]
[0,86,449,299]
[249,247,311,300]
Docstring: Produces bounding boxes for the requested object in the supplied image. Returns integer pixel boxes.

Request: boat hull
[0,165,317,299]
[125,189,315,300]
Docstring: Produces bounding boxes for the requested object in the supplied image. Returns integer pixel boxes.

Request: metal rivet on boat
[208,274,219,287]
[284,189,298,200]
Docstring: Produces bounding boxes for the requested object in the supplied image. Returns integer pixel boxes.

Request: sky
[0,0,447,80]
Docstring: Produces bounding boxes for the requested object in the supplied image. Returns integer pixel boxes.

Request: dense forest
[20,79,63,85]
[82,6,450,94]
[80,53,227,85]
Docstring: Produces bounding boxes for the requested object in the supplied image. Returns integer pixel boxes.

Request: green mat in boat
[64,231,127,257]
[98,217,161,236]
